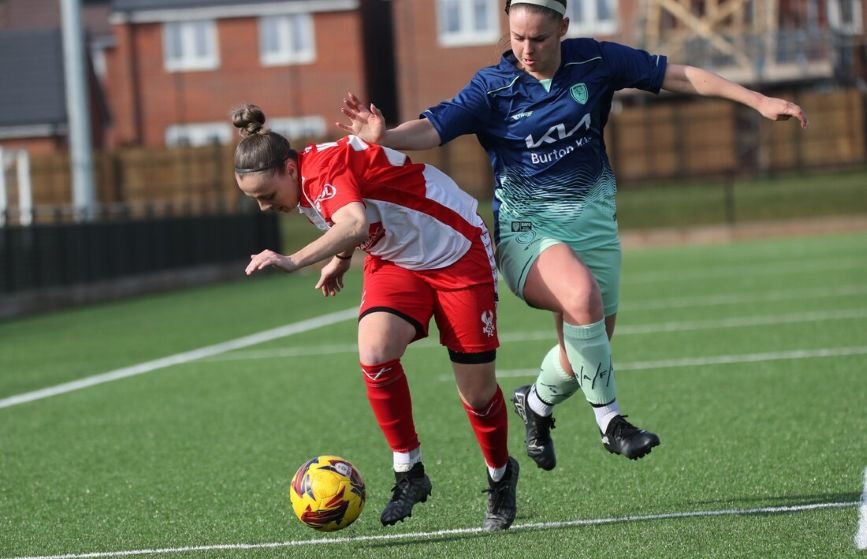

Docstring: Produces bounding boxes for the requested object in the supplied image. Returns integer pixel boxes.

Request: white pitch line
[0,308,358,410]
[206,308,867,363]
[624,283,867,311]
[6,299,867,406]
[482,345,867,380]
[856,467,867,550]
[613,308,867,335]
[5,500,857,559]
[624,256,865,285]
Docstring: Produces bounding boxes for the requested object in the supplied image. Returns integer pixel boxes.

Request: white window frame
[163,20,219,72]
[566,0,618,37]
[827,0,863,35]
[165,122,233,147]
[436,0,500,47]
[259,13,316,66]
[267,116,327,140]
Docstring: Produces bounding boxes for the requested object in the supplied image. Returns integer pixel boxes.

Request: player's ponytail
[231,104,297,175]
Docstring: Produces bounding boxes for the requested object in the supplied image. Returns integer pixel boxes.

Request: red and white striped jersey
[296,135,487,271]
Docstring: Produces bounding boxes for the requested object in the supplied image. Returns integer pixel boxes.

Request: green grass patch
[1,232,866,558]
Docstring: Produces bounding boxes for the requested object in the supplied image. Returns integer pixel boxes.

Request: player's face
[508,8,568,78]
[236,159,300,213]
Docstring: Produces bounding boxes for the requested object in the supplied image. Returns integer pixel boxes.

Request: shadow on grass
[358,526,526,550]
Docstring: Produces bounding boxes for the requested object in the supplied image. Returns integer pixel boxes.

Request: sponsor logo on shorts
[517,230,537,245]
[511,221,533,232]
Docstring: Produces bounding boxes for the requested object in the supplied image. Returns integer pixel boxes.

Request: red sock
[360,360,419,453]
[462,385,509,469]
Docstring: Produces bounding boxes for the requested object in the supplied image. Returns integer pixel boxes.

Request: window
[165,122,232,147]
[437,0,499,47]
[828,0,863,35]
[566,0,618,36]
[267,116,327,140]
[163,20,219,71]
[259,13,315,66]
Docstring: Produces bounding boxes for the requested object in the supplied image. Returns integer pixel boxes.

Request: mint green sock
[533,344,580,406]
[562,319,616,405]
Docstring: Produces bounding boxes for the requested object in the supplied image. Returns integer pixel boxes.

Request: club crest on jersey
[570,83,588,105]
[481,310,496,338]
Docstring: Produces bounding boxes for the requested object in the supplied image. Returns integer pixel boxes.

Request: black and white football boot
[511,384,557,471]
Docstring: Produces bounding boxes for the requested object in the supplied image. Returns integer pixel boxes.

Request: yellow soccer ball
[289,455,366,531]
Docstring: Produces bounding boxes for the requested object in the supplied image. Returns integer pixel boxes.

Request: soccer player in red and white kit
[231,104,518,530]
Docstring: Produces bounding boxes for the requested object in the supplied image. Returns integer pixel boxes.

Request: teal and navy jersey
[422,38,667,233]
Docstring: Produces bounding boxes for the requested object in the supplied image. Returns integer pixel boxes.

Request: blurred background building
[2,1,864,151]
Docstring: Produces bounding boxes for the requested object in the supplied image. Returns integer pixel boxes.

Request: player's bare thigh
[522,243,605,325]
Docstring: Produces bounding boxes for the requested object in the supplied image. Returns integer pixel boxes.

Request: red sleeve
[307,143,365,222]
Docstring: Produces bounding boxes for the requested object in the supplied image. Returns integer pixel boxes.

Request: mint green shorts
[495,198,622,317]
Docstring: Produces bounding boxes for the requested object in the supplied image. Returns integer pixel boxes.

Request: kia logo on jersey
[525,113,591,149]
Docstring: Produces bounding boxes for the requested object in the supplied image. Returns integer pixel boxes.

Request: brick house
[4,0,863,159]
[0,0,111,155]
[104,0,384,148]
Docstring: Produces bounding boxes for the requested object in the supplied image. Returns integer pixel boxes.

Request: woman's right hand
[245,249,297,275]
[337,91,385,143]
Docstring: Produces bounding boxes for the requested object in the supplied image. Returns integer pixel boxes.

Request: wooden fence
[17,88,867,219]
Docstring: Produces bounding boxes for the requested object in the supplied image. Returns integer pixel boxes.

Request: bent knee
[561,286,604,323]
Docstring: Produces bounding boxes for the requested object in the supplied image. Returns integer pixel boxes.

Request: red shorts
[359,232,499,354]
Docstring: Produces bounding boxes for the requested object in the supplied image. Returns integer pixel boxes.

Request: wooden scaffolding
[641,0,832,82]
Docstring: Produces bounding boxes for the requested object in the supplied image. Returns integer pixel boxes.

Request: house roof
[0,29,66,131]
[113,0,273,9]
[111,0,358,22]
[112,0,352,11]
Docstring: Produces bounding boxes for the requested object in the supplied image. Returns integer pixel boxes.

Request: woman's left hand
[315,256,351,296]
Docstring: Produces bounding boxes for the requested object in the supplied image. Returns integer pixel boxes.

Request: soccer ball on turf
[289,455,366,531]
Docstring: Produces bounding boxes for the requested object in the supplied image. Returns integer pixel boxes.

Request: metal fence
[0,209,280,319]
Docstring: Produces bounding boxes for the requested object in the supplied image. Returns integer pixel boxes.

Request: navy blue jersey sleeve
[600,41,667,93]
[421,76,491,145]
